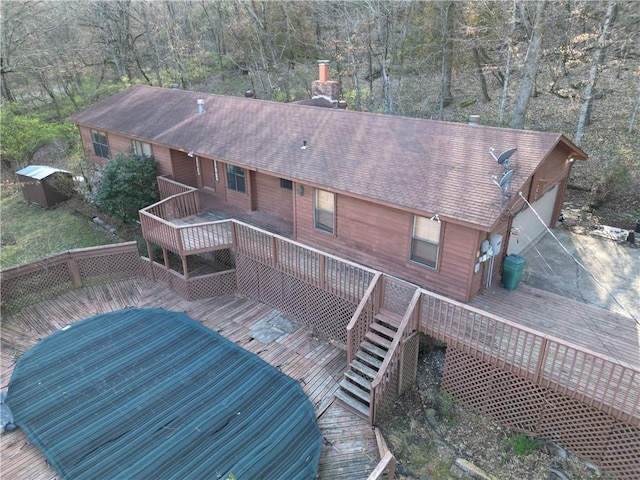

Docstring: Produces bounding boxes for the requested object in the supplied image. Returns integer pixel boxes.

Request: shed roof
[69,85,586,229]
[16,165,71,181]
[6,308,322,480]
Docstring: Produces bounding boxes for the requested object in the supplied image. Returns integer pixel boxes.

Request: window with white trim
[410,215,441,268]
[131,140,152,157]
[314,189,335,234]
[226,165,246,193]
[91,130,110,158]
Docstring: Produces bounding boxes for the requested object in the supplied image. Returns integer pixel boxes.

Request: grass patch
[503,433,543,456]
[0,182,115,269]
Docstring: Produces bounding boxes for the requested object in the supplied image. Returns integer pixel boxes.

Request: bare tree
[573,0,618,146]
[629,73,640,133]
[499,0,517,126]
[510,0,548,129]
[438,0,455,119]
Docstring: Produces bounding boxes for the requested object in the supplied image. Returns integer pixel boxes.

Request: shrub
[94,153,159,222]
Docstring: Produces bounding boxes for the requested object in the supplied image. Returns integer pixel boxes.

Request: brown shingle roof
[69,85,586,230]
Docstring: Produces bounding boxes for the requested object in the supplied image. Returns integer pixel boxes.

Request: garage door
[507,184,558,255]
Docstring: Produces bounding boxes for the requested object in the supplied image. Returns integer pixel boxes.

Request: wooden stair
[335,309,402,419]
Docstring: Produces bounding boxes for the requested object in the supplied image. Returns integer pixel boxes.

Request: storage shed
[15,165,73,208]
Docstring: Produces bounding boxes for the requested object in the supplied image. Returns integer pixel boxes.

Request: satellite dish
[489,147,517,165]
[491,169,514,190]
[499,169,514,189]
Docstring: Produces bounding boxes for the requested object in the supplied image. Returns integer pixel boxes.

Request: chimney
[318,60,330,82]
[468,115,480,126]
[197,99,205,115]
[312,60,340,103]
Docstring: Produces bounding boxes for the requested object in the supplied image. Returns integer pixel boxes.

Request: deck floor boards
[1,278,378,480]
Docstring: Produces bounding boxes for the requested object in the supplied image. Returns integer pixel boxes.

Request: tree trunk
[439,0,454,119]
[574,0,618,146]
[1,60,16,102]
[499,0,517,126]
[510,0,547,130]
[628,78,640,134]
[472,46,491,103]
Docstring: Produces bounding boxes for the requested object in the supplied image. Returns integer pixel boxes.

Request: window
[314,189,335,234]
[131,140,152,157]
[226,165,246,193]
[279,178,293,190]
[410,215,441,268]
[91,130,110,158]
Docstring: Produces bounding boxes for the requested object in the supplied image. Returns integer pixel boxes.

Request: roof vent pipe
[197,99,205,115]
[468,115,480,126]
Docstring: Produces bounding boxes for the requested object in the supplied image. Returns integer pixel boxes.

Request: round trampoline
[5,308,322,479]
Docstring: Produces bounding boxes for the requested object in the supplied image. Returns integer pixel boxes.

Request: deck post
[272,236,278,267]
[319,255,326,289]
[67,253,83,288]
[182,255,189,280]
[534,337,549,384]
[146,240,156,281]
[163,248,170,270]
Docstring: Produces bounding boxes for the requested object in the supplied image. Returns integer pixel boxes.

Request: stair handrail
[346,272,382,364]
[366,428,396,480]
[370,288,422,424]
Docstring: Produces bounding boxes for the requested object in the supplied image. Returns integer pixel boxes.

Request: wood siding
[76,126,174,176]
[295,189,479,301]
[170,150,198,187]
[254,172,294,221]
[224,163,252,210]
[200,156,215,189]
[530,145,572,202]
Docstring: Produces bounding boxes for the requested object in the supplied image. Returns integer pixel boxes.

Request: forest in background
[1,0,639,228]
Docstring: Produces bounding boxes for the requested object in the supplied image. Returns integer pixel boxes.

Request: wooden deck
[196,189,294,238]
[470,282,640,371]
[1,278,379,480]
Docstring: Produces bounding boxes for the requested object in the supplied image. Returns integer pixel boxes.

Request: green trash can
[501,254,526,291]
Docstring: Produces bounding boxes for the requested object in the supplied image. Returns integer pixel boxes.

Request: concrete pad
[250,314,299,343]
[520,229,639,321]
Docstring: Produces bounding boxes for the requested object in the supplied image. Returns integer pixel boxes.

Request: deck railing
[157,175,197,200]
[371,288,422,424]
[419,288,640,426]
[140,192,232,254]
[0,242,141,312]
[346,272,382,364]
[367,428,396,480]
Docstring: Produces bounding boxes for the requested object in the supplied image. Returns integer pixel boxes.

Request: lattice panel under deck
[601,422,640,479]
[442,348,494,413]
[236,255,260,299]
[258,263,284,308]
[77,251,141,283]
[485,371,547,432]
[537,392,615,460]
[281,274,308,319]
[304,285,354,344]
[187,271,237,300]
[2,263,73,311]
[443,346,640,480]
[399,332,419,395]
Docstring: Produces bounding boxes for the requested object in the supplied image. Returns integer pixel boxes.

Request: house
[69,63,587,302]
